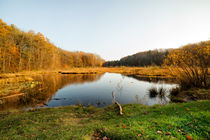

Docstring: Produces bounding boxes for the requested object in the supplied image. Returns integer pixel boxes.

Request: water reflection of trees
[0,74,103,111]
[127,75,176,84]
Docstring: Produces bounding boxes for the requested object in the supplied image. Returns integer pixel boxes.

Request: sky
[0,0,210,60]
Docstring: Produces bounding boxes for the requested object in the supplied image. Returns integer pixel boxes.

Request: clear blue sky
[0,0,210,60]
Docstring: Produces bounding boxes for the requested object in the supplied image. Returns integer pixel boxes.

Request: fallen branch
[112,92,123,115]
[0,93,24,100]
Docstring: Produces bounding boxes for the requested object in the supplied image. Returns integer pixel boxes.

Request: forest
[0,19,104,73]
[103,42,209,70]
[103,49,171,67]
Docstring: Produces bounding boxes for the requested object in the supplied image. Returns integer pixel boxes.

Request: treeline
[0,19,104,73]
[103,49,170,67]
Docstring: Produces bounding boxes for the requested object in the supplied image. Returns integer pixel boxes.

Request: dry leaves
[186,134,193,140]
[138,134,142,137]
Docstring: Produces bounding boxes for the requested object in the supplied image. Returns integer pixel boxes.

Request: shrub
[164,41,210,89]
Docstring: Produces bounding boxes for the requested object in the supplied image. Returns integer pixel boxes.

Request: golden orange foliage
[165,41,210,88]
[0,19,104,73]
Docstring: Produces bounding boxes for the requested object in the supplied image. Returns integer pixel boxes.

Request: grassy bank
[0,76,39,99]
[0,101,209,140]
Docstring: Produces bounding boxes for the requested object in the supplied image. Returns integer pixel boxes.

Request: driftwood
[0,93,24,100]
[112,92,123,115]
[58,71,97,74]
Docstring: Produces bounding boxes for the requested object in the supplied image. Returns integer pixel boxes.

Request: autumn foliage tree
[164,41,210,89]
[0,19,104,73]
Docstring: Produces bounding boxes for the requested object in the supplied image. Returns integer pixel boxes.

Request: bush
[164,41,210,89]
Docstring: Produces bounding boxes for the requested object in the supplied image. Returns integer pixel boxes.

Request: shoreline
[0,67,172,98]
[0,67,209,106]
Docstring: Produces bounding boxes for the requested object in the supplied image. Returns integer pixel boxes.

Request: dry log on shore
[58,71,97,74]
[112,92,123,115]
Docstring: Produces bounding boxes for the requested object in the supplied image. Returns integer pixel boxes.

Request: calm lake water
[0,73,178,111]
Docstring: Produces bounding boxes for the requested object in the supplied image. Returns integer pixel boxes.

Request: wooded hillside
[103,41,209,68]
[103,49,170,67]
[0,19,104,73]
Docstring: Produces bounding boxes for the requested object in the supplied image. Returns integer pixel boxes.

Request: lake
[0,73,178,111]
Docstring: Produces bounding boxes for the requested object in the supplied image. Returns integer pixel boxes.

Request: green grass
[0,101,210,140]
